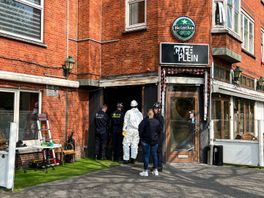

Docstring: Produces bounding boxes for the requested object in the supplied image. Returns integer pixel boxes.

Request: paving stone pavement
[1,163,264,198]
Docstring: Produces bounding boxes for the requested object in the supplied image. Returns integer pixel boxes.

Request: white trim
[125,0,147,31]
[0,0,44,43]
[0,88,42,143]
[212,79,264,102]
[167,77,204,85]
[212,0,241,36]
[261,29,264,63]
[99,75,158,87]
[16,0,42,9]
[230,96,234,139]
[241,9,254,55]
[0,71,79,88]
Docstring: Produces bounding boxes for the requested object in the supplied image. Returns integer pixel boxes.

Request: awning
[213,80,264,102]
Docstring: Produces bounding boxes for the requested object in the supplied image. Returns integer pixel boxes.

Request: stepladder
[36,113,61,172]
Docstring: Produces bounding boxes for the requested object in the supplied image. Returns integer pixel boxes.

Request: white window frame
[212,0,241,37]
[241,10,254,55]
[0,88,42,146]
[0,0,44,43]
[125,0,147,31]
[261,29,264,64]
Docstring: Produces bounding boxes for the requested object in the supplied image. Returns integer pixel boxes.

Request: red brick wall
[101,0,159,77]
[0,80,88,158]
[0,0,78,80]
[237,0,264,78]
[77,0,102,80]
[0,1,87,158]
[101,0,212,77]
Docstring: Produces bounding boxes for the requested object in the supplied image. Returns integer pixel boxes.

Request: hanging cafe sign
[171,16,196,41]
[160,42,209,66]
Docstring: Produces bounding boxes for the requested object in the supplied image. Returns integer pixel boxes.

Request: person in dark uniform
[95,104,109,160]
[110,103,125,162]
[153,102,164,171]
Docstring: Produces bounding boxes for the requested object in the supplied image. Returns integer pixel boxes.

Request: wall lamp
[63,56,75,77]
[233,66,242,84]
[258,77,264,89]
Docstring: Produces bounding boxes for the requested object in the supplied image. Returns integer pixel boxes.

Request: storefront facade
[0,0,264,171]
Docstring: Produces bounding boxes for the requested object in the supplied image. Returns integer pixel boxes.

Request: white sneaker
[152,169,159,176]
[139,171,148,177]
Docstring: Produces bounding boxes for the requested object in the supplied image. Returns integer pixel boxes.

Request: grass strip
[14,158,119,191]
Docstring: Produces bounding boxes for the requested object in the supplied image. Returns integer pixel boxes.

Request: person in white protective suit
[122,100,143,164]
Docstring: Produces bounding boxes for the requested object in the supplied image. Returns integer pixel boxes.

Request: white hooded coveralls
[122,107,143,161]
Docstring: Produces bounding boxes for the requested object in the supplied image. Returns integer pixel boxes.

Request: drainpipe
[209,62,214,165]
[259,121,264,167]
[65,88,69,143]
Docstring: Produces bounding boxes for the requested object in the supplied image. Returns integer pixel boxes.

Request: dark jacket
[95,110,109,134]
[154,113,164,144]
[139,117,161,146]
[111,110,124,134]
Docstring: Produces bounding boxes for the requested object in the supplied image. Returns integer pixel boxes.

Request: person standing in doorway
[95,104,109,160]
[139,109,161,176]
[122,100,143,164]
[153,102,164,172]
[111,103,125,162]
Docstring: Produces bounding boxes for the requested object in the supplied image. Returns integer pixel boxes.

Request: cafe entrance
[166,86,201,163]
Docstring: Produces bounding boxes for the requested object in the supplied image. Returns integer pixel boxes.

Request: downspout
[209,62,214,165]
[65,0,70,143]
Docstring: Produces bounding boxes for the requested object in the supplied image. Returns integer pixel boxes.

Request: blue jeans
[141,142,158,170]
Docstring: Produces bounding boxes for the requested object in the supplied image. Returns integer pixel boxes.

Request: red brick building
[0,0,264,165]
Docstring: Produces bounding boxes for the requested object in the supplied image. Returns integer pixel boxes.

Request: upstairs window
[213,0,240,35]
[214,65,230,83]
[241,10,254,55]
[0,0,43,42]
[261,29,264,65]
[125,0,146,31]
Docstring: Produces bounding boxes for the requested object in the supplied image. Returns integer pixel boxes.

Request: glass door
[0,92,15,144]
[166,87,199,163]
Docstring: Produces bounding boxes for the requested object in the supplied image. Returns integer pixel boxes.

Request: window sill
[123,26,147,34]
[0,32,47,48]
[242,48,256,59]
[211,28,242,43]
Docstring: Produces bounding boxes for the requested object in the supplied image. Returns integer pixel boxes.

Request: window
[214,65,230,82]
[241,10,254,54]
[19,92,39,141]
[212,94,230,139]
[0,0,43,42]
[0,90,40,143]
[234,98,254,137]
[213,0,240,35]
[125,0,146,31]
[239,75,255,89]
[261,29,264,65]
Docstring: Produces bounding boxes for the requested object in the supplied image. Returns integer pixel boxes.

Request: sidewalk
[1,163,264,198]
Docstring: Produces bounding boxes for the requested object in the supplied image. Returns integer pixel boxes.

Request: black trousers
[157,143,163,168]
[158,133,164,168]
[112,132,123,161]
[95,133,108,159]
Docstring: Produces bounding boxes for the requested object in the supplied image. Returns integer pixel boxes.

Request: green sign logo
[172,17,196,41]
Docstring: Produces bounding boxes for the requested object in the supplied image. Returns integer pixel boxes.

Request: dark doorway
[104,86,143,115]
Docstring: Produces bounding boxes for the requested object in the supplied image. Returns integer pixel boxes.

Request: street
[1,163,264,198]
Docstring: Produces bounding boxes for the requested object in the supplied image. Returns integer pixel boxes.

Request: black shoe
[158,167,163,172]
[123,160,129,164]
[130,159,135,164]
